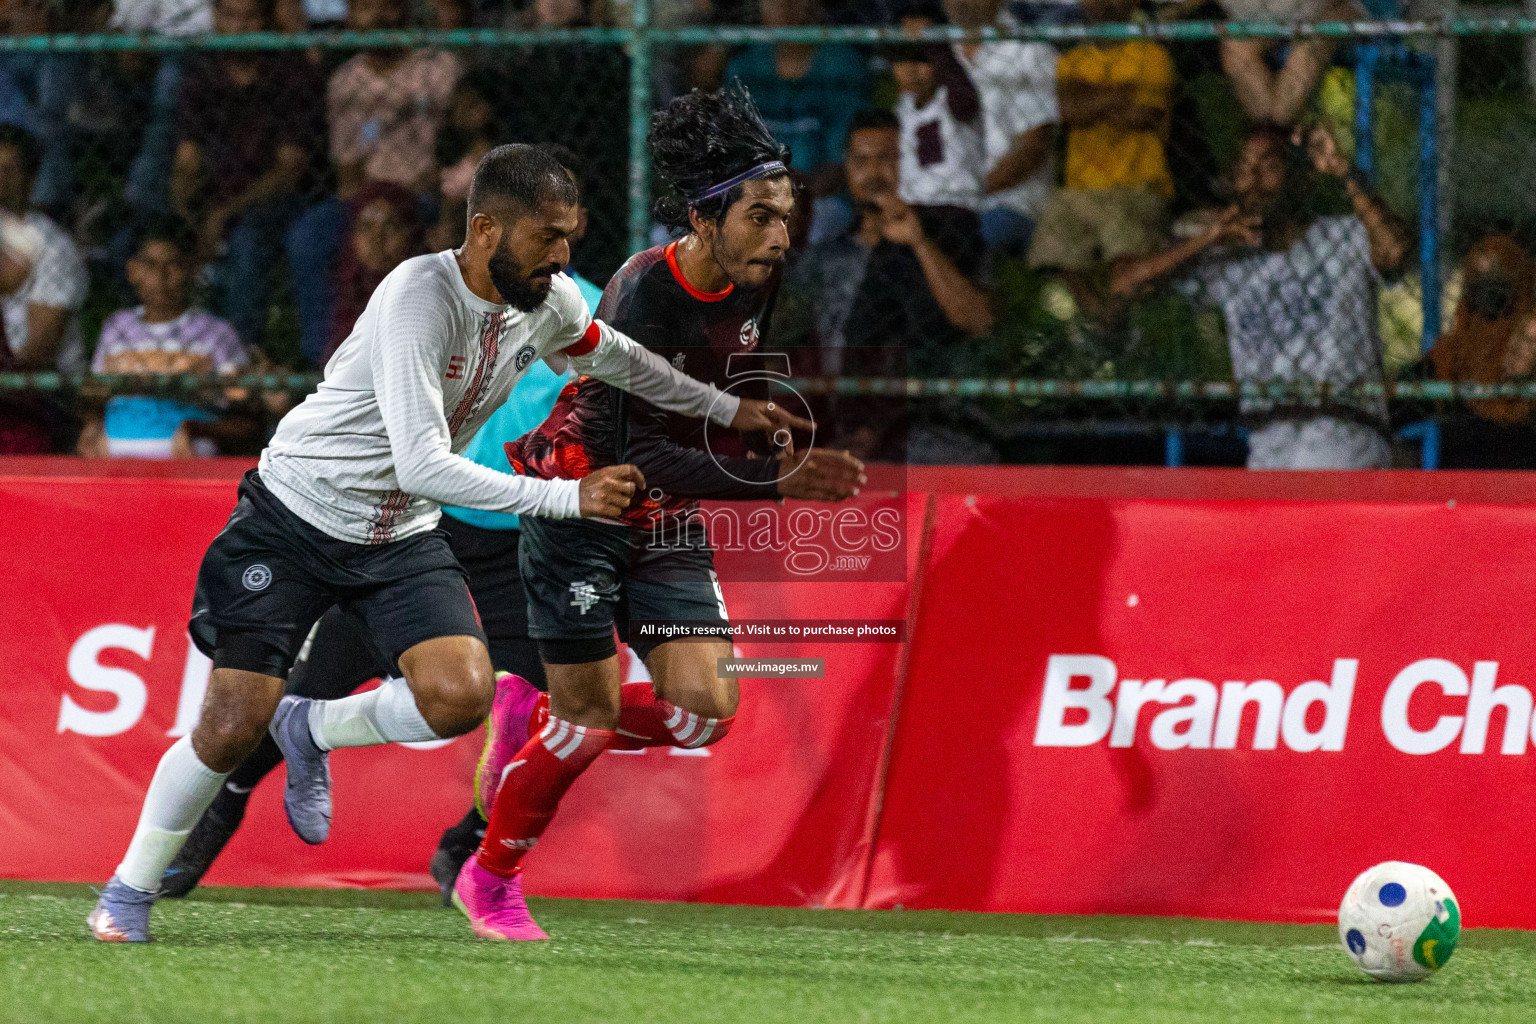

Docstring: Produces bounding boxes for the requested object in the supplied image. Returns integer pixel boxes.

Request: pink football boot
[474,672,547,818]
[452,858,549,941]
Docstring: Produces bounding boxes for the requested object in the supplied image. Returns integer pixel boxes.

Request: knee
[666,674,738,722]
[413,661,495,737]
[191,708,270,773]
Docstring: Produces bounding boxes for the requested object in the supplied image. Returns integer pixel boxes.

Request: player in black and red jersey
[451,86,865,940]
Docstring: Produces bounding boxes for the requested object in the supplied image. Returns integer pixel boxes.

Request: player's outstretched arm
[371,274,584,518]
[560,315,812,435]
[623,393,854,503]
[561,317,740,425]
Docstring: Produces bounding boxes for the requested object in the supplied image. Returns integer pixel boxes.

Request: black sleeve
[626,392,782,500]
[606,267,782,499]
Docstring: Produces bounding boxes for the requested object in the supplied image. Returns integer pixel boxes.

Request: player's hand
[775,448,866,502]
[731,397,814,436]
[579,464,645,518]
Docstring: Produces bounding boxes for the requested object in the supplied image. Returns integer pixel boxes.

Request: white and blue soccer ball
[1338,861,1460,982]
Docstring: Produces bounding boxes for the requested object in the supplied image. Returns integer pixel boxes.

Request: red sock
[476,716,614,877]
[609,684,734,750]
[528,693,550,739]
[522,686,733,751]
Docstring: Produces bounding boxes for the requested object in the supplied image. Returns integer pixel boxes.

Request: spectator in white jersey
[1112,124,1408,469]
[944,0,1058,255]
[88,143,806,945]
[889,40,985,212]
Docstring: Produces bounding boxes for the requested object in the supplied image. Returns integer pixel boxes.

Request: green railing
[13,372,1536,404]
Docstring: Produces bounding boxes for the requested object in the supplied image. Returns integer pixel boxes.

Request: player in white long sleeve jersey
[259,252,748,543]
[89,144,800,944]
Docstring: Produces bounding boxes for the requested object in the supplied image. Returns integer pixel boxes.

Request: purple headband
[686,161,787,205]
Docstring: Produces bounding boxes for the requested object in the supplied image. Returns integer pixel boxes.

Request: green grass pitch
[3,880,1533,1024]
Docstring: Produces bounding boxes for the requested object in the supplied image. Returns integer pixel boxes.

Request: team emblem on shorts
[514,344,537,371]
[242,564,273,591]
[569,581,599,614]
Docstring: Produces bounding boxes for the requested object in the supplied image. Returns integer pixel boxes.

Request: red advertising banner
[865,489,1536,927]
[0,459,911,905]
[7,458,1536,926]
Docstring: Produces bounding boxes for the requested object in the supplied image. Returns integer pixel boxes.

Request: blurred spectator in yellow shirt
[1027,0,1173,316]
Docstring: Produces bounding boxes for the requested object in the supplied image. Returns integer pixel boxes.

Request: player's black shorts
[519,514,730,664]
[285,518,546,697]
[189,470,486,678]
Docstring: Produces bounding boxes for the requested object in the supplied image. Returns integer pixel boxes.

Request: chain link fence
[0,0,1534,467]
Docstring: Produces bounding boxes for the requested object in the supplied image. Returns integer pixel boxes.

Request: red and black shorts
[518,513,731,665]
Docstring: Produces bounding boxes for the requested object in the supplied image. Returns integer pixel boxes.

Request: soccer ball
[1338,861,1460,982]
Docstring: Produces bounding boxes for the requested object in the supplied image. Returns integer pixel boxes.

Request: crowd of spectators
[0,0,1526,469]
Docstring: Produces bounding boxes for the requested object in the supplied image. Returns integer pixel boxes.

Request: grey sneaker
[269,695,332,844]
[87,876,156,943]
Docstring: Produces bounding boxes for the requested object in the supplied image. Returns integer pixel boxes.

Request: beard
[488,241,556,313]
[713,230,782,287]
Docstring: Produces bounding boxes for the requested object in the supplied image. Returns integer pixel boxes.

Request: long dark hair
[650,82,793,231]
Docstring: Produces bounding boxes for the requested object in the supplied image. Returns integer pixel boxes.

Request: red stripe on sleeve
[563,319,602,357]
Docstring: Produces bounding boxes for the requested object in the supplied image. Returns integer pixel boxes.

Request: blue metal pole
[627,0,654,258]
[1417,53,1442,351]
[1355,45,1379,181]
[1164,428,1185,467]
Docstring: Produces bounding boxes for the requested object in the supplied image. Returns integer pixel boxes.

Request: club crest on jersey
[672,352,686,370]
[739,317,759,348]
[242,564,272,591]
[514,344,537,371]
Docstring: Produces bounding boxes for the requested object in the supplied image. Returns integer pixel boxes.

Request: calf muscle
[547,657,623,729]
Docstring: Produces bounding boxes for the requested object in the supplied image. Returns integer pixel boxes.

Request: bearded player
[154,148,604,905]
[88,143,802,943]
[443,87,865,940]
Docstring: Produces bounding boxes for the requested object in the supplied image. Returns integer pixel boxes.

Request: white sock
[307,676,441,751]
[115,736,227,893]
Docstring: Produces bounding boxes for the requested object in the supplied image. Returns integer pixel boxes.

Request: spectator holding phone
[1112,124,1408,469]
